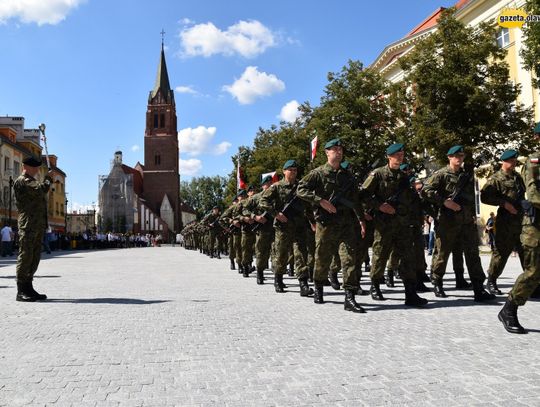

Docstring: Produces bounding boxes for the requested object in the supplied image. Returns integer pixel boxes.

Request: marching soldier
[480,150,525,295]
[219,196,240,270]
[297,139,366,312]
[201,206,222,258]
[362,143,427,306]
[240,186,257,277]
[422,145,494,302]
[14,156,53,302]
[498,123,540,334]
[260,160,312,296]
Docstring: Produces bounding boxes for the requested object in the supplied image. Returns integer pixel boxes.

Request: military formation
[181,124,540,333]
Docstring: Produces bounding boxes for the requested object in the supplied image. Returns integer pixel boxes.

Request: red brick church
[98,44,182,237]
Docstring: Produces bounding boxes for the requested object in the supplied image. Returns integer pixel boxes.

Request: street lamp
[8,175,13,227]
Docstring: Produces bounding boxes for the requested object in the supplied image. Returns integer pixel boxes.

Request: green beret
[324,138,342,149]
[500,149,518,161]
[248,185,255,192]
[447,145,464,155]
[283,159,298,170]
[340,160,350,170]
[399,163,410,171]
[535,122,540,134]
[386,143,404,155]
[22,156,42,167]
[236,189,247,199]
[260,175,273,185]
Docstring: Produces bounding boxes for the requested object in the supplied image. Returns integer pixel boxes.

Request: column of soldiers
[179,123,540,333]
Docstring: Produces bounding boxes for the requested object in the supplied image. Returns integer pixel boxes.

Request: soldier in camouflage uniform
[15,156,53,302]
[260,160,312,296]
[297,139,366,312]
[242,176,274,284]
[480,150,525,295]
[201,206,222,259]
[240,186,257,277]
[498,123,540,334]
[422,145,494,302]
[362,143,427,306]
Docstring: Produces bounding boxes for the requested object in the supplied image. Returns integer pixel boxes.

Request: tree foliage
[180,175,228,219]
[399,8,534,164]
[522,0,540,89]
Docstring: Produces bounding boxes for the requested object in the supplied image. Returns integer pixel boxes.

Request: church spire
[150,32,173,102]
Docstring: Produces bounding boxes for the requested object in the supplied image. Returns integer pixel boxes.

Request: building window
[496,28,510,48]
[13,161,20,176]
[160,113,165,128]
[3,186,8,205]
[56,202,59,215]
[4,157,9,172]
[155,154,161,166]
[153,113,159,129]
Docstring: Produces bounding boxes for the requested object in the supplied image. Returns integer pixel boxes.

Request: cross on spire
[160,29,165,49]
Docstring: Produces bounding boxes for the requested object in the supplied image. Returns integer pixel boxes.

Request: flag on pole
[237,159,247,191]
[310,135,318,161]
[261,171,279,184]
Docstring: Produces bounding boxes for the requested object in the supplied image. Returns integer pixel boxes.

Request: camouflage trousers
[16,228,45,283]
[330,222,367,283]
[431,213,486,283]
[233,233,243,266]
[273,222,308,279]
[314,220,358,290]
[487,217,524,280]
[306,227,315,271]
[255,229,273,271]
[241,230,256,267]
[510,225,540,306]
[228,235,235,261]
[370,218,416,284]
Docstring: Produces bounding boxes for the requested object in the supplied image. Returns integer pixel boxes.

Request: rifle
[318,176,357,225]
[253,186,304,232]
[378,175,413,218]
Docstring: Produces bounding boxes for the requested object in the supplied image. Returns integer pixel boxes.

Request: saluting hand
[276,212,288,223]
[320,199,337,214]
[378,202,396,215]
[443,199,461,212]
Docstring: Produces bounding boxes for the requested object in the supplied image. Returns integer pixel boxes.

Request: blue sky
[0,0,455,211]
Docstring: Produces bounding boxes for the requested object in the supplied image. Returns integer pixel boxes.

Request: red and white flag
[237,159,247,191]
[310,135,318,161]
[261,171,279,184]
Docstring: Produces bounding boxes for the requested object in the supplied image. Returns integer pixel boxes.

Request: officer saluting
[14,156,54,302]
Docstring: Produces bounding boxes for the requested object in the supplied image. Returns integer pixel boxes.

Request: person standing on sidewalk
[14,156,53,302]
[480,150,525,295]
[1,223,14,257]
[498,123,540,334]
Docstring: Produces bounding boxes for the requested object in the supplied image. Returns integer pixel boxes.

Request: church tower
[143,42,181,232]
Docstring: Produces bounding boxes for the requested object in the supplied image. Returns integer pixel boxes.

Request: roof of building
[121,164,143,195]
[150,44,174,103]
[180,201,196,214]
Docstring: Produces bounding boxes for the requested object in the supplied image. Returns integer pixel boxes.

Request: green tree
[180,175,228,219]
[399,8,534,165]
[522,0,540,89]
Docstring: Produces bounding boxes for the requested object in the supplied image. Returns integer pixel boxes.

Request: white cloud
[278,100,301,122]
[131,145,140,152]
[0,0,85,25]
[69,202,94,214]
[178,126,232,156]
[180,19,276,58]
[179,158,202,176]
[175,85,198,95]
[223,66,285,105]
[180,17,193,25]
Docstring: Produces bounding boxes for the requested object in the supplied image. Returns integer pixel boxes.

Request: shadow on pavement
[47,298,171,305]
[0,275,61,279]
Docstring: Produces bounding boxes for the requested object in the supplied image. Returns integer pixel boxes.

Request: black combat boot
[299,278,314,297]
[344,290,366,313]
[404,281,428,306]
[415,280,429,292]
[472,280,496,302]
[454,269,472,289]
[314,284,324,304]
[16,282,36,302]
[498,298,526,334]
[432,280,447,298]
[256,269,264,285]
[28,281,47,300]
[242,264,250,278]
[329,272,341,290]
[237,263,243,274]
[288,265,295,277]
[274,274,285,293]
[487,278,502,295]
[370,281,385,301]
[385,269,395,288]
[230,259,235,270]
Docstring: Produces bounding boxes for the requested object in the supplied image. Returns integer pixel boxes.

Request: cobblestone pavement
[1,247,540,407]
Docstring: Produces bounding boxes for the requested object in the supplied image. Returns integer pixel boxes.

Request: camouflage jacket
[260,179,307,226]
[480,168,525,225]
[201,211,221,230]
[362,165,415,225]
[422,165,476,221]
[521,153,540,237]
[297,163,363,224]
[14,173,52,230]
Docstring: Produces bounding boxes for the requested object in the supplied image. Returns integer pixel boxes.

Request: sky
[0,0,456,211]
